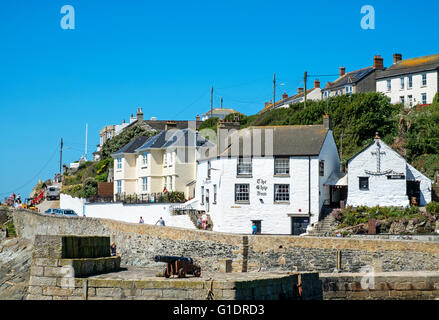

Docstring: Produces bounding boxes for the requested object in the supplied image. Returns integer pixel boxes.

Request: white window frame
[213,184,217,204]
[386,80,391,92]
[142,153,148,167]
[400,77,404,89]
[421,93,427,105]
[408,75,413,89]
[274,157,290,175]
[235,184,250,203]
[237,157,252,176]
[274,184,290,203]
[422,73,427,87]
[117,180,122,194]
[201,186,205,204]
[142,177,148,193]
[116,157,122,170]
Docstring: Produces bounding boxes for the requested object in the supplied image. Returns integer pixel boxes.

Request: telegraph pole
[210,86,213,117]
[304,71,308,108]
[221,96,223,109]
[59,138,63,177]
[273,73,276,108]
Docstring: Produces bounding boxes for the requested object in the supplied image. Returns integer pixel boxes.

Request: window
[207,161,211,179]
[319,160,325,176]
[400,96,405,104]
[142,153,148,167]
[163,177,167,189]
[201,186,205,204]
[163,153,167,166]
[237,157,252,175]
[117,158,122,170]
[169,176,173,191]
[408,75,413,88]
[422,93,427,105]
[408,95,413,107]
[117,181,122,194]
[274,157,289,175]
[169,152,173,167]
[359,177,369,190]
[213,184,217,204]
[400,77,404,89]
[274,184,290,202]
[235,184,250,202]
[387,80,391,91]
[422,73,427,86]
[142,177,147,193]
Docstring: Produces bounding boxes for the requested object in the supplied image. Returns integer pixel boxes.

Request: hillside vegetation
[220,92,439,179]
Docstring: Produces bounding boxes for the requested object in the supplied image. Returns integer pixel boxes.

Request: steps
[308,208,338,236]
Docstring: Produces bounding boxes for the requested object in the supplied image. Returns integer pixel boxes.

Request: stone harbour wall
[321,271,439,300]
[12,209,439,273]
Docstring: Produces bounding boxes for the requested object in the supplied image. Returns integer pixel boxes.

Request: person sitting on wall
[139,216,144,224]
[201,213,208,230]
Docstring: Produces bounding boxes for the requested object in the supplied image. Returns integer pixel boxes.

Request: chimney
[314,79,320,89]
[297,88,304,94]
[196,115,200,121]
[216,120,241,157]
[374,132,380,140]
[282,92,288,100]
[323,113,332,130]
[339,66,346,77]
[123,120,125,124]
[165,120,177,131]
[136,108,144,122]
[393,53,402,64]
[373,55,384,70]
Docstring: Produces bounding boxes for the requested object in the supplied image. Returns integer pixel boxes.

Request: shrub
[426,201,439,216]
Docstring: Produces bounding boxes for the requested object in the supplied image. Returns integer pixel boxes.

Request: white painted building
[376,53,439,107]
[193,116,340,235]
[346,134,432,207]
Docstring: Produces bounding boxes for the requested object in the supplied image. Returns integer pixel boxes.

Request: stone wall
[321,271,439,300]
[13,209,439,273]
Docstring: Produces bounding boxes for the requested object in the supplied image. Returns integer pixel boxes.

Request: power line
[0,144,60,196]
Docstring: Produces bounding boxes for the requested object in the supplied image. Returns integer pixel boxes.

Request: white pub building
[194,115,340,235]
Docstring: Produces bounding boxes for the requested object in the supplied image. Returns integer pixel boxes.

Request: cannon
[154,255,201,278]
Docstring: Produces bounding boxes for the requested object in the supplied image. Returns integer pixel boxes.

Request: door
[291,217,309,235]
[206,189,210,212]
[407,180,421,206]
[251,220,262,234]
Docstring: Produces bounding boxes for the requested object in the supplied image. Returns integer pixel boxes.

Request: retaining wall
[12,209,439,273]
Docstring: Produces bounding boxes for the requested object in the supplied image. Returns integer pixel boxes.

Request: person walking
[252,222,258,235]
[196,216,202,229]
[201,213,208,230]
[139,216,144,224]
[155,217,165,226]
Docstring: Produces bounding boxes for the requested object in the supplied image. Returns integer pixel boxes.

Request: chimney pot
[393,53,402,64]
[373,55,384,70]
[339,66,346,77]
[297,88,304,94]
[282,92,288,99]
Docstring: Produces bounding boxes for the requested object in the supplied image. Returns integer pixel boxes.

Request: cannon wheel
[193,268,201,277]
[178,268,186,278]
[164,266,171,278]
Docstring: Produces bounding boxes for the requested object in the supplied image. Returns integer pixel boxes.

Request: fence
[87,192,186,205]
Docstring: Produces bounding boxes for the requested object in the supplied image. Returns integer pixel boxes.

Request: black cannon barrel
[154,255,193,263]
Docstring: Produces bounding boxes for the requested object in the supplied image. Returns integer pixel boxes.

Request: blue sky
[0,0,438,199]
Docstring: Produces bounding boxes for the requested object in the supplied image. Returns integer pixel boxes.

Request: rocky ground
[0,207,33,300]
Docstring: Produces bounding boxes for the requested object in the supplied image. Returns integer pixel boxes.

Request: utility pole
[221,96,223,109]
[59,138,63,178]
[304,71,308,108]
[85,123,88,161]
[273,73,276,108]
[210,86,213,117]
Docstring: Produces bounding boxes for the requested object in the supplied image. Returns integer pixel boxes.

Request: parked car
[44,208,59,215]
[57,209,78,216]
[46,186,60,200]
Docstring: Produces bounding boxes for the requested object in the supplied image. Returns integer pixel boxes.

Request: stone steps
[308,210,338,235]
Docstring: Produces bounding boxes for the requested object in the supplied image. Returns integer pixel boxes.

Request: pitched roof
[220,125,329,157]
[201,108,240,117]
[112,136,150,156]
[259,88,317,114]
[126,120,202,131]
[323,67,375,90]
[136,128,214,152]
[376,53,439,79]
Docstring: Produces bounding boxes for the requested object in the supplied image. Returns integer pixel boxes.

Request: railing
[87,192,186,204]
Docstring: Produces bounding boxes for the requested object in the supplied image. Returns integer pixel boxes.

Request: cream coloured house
[112,129,214,200]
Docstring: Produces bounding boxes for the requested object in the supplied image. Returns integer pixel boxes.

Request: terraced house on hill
[322,55,384,98]
[112,129,215,200]
[376,53,439,107]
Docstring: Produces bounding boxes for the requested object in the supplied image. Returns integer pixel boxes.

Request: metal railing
[87,192,186,204]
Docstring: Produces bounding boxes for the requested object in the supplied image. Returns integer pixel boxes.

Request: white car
[46,186,60,200]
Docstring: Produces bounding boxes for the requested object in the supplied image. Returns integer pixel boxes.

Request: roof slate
[220,125,329,157]
[112,136,151,155]
[376,53,439,79]
[323,67,375,90]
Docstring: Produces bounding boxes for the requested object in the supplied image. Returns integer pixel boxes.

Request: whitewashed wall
[345,139,433,208]
[376,71,438,105]
[60,194,195,229]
